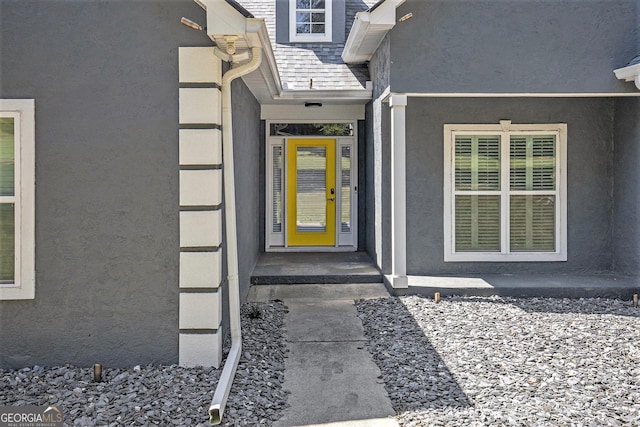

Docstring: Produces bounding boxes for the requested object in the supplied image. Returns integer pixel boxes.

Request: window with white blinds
[0,99,35,299]
[272,146,283,233]
[340,145,351,233]
[444,122,567,262]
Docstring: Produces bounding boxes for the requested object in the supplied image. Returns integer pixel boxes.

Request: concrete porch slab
[251,252,383,285]
[394,274,640,299]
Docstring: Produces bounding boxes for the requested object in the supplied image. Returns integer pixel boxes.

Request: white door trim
[265,120,359,252]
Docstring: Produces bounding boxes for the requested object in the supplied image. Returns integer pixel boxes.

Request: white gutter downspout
[208,46,262,425]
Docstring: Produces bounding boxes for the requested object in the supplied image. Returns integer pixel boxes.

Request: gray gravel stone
[0,301,288,427]
[356,295,640,427]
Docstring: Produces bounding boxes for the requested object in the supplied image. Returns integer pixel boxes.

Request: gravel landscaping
[3,295,639,426]
[356,295,640,427]
[0,301,288,427]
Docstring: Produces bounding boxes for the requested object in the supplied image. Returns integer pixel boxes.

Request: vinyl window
[444,121,567,262]
[289,0,332,42]
[0,99,35,299]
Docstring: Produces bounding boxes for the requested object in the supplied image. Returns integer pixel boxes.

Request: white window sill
[444,252,568,262]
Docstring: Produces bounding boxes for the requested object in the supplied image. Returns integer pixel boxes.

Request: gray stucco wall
[365,35,392,271]
[390,0,639,94]
[217,77,261,345]
[405,97,616,275]
[0,0,218,369]
[613,98,640,276]
[230,79,262,302]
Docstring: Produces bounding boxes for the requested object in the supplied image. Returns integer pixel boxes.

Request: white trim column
[389,94,408,288]
[178,47,224,367]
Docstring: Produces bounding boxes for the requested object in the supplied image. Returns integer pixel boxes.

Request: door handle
[327,197,335,202]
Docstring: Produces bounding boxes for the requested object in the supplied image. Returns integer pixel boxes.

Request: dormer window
[289,0,332,42]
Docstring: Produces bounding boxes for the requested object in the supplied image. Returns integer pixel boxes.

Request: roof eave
[342,0,406,64]
[196,0,283,100]
[614,62,640,90]
[276,87,373,103]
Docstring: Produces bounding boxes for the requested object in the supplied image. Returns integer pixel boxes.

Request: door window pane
[455,195,500,251]
[510,195,555,251]
[272,146,283,233]
[0,118,15,197]
[455,135,500,191]
[296,146,327,232]
[341,146,351,233]
[510,135,556,191]
[0,203,15,282]
[270,123,353,136]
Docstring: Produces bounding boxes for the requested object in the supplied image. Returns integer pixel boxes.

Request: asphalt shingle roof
[237,0,377,91]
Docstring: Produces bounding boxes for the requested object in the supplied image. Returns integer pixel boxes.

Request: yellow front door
[287,139,336,246]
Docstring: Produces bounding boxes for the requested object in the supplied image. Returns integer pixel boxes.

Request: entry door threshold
[251,252,383,285]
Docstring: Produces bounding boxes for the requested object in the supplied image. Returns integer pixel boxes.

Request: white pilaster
[178,47,224,368]
[389,94,408,289]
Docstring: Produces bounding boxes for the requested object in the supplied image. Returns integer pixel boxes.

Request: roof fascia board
[196,1,283,100]
[370,0,406,25]
[342,0,406,64]
[275,88,373,102]
[245,19,283,98]
[261,104,365,120]
[197,0,248,36]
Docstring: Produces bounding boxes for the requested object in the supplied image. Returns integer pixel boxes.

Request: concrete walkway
[247,284,399,427]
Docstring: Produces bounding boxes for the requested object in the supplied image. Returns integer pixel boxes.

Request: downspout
[208,45,262,425]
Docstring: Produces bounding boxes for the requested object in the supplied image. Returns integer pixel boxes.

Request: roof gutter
[246,18,283,99]
[193,1,273,425]
[342,0,406,64]
[614,55,640,90]
[208,46,262,426]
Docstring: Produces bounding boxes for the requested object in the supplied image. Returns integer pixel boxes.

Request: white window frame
[443,121,567,262]
[0,99,35,299]
[289,0,333,43]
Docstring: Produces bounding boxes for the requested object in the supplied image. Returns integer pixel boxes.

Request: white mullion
[509,190,558,196]
[553,131,567,253]
[12,112,21,287]
[350,130,358,248]
[455,190,502,196]
[446,131,455,255]
[265,140,274,249]
[556,129,566,257]
[283,138,288,248]
[501,131,510,254]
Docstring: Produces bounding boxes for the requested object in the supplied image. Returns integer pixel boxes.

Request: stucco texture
[0,0,213,369]
[365,35,392,272]
[405,97,620,275]
[229,78,262,304]
[390,0,639,94]
[613,98,640,275]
